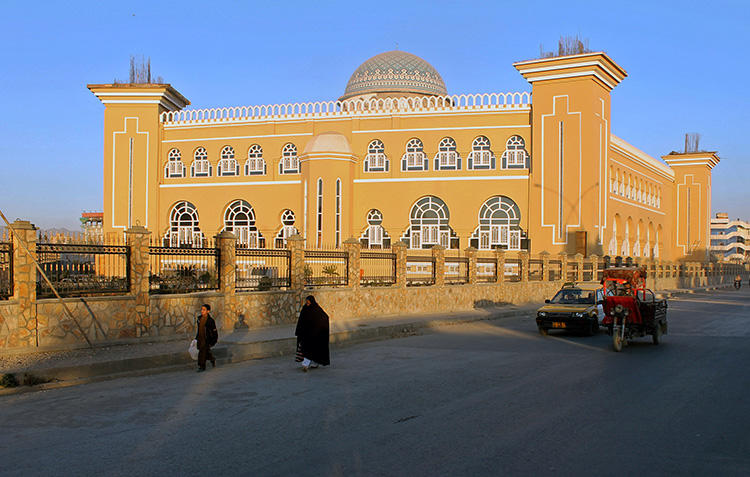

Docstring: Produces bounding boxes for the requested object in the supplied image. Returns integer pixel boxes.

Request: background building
[89,49,719,260]
[710,212,750,262]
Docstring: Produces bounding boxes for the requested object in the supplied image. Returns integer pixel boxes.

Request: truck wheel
[612,329,624,352]
[652,324,662,345]
[538,327,548,336]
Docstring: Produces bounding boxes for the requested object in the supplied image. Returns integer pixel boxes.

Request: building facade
[710,213,750,262]
[89,50,719,260]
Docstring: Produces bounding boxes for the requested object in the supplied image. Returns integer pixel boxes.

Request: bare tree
[539,35,591,59]
[684,133,701,153]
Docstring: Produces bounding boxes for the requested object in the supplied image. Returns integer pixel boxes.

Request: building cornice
[513,52,627,91]
[609,135,674,180]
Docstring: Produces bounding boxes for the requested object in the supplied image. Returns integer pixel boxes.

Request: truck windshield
[550,288,595,305]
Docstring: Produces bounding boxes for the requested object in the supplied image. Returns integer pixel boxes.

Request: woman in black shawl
[295,295,330,371]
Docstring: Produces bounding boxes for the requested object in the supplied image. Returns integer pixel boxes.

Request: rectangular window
[411,230,421,249]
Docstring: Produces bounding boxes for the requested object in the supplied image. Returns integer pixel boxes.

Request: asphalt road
[1,288,749,476]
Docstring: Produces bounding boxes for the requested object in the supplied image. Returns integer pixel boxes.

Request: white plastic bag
[188,339,199,361]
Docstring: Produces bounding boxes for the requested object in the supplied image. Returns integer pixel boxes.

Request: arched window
[218,146,238,176]
[164,201,203,247]
[360,209,391,248]
[165,148,185,178]
[316,178,323,247]
[191,147,211,177]
[364,139,388,172]
[608,219,618,255]
[501,135,529,169]
[245,144,265,175]
[434,137,460,170]
[470,196,523,250]
[223,200,263,248]
[468,136,495,169]
[279,143,299,174]
[401,196,457,249]
[621,221,631,257]
[401,138,427,171]
[335,179,342,248]
[274,209,299,247]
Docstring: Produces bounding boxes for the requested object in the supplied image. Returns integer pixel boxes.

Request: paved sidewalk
[0,283,732,395]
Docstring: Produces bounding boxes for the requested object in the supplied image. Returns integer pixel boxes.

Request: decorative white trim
[608,195,665,215]
[353,124,531,134]
[353,175,528,184]
[111,117,149,229]
[609,158,668,184]
[663,161,718,167]
[524,70,616,90]
[160,180,302,188]
[165,132,314,143]
[610,135,674,179]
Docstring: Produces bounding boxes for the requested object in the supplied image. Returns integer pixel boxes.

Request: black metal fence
[505,258,522,282]
[361,250,396,286]
[406,256,435,286]
[304,250,348,287]
[549,259,562,281]
[236,248,290,291]
[149,244,220,294]
[528,258,544,281]
[445,256,469,284]
[0,241,12,300]
[36,243,130,298]
[476,257,497,283]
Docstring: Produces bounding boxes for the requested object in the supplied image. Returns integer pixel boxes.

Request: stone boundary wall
[0,219,747,352]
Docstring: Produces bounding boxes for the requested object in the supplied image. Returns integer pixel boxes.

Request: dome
[340,50,447,101]
[302,132,352,155]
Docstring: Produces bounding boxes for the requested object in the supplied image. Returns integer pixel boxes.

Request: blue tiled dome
[340,50,447,101]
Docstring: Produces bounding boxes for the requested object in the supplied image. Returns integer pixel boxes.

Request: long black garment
[295,299,330,366]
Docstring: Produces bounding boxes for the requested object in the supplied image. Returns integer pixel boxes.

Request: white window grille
[363,209,387,247]
[422,225,439,245]
[245,144,265,175]
[165,148,185,178]
[404,196,453,249]
[501,135,528,168]
[316,178,323,247]
[166,201,202,247]
[224,199,261,248]
[435,137,459,169]
[468,136,493,168]
[191,147,211,177]
[274,209,298,247]
[471,196,523,250]
[335,179,341,248]
[402,138,426,170]
[365,139,387,171]
[368,225,383,245]
[217,146,238,176]
[280,143,299,174]
[509,230,521,250]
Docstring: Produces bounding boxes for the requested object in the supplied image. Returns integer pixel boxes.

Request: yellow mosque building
[88,50,719,261]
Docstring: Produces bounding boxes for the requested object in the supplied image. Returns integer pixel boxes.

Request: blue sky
[1,0,748,229]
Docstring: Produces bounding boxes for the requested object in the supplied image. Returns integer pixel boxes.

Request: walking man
[196,304,218,372]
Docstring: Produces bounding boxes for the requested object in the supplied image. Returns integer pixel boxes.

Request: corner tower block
[663,152,720,260]
[88,84,189,235]
[514,53,627,255]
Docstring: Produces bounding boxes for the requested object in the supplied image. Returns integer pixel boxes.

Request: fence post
[432,245,445,286]
[495,249,506,283]
[343,238,360,288]
[216,231,237,330]
[393,241,407,288]
[125,226,151,337]
[465,247,477,285]
[9,220,37,348]
[519,250,529,282]
[559,252,568,282]
[590,254,599,281]
[287,234,305,291]
[539,251,550,281]
[575,253,584,281]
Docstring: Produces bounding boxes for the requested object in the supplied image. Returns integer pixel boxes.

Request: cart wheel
[612,329,624,352]
[652,324,662,345]
[538,327,548,336]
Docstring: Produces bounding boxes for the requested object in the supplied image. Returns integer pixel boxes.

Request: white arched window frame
[608,219,618,255]
[165,148,186,178]
[633,225,642,257]
[621,222,631,257]
[335,179,342,248]
[653,229,660,258]
[165,201,203,247]
[191,147,211,177]
[364,139,388,172]
[434,137,460,170]
[274,209,299,247]
[245,144,266,175]
[316,178,323,247]
[364,209,385,246]
[471,196,523,250]
[279,143,299,174]
[401,138,427,171]
[501,136,529,169]
[223,200,261,248]
[468,136,495,170]
[644,227,651,258]
[218,146,238,176]
[404,196,453,249]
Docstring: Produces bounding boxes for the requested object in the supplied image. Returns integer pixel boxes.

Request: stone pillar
[496,249,506,283]
[590,254,599,282]
[343,238,360,288]
[575,253,584,281]
[287,234,305,291]
[519,251,529,282]
[432,245,445,287]
[216,231,237,330]
[393,241,407,288]
[10,220,37,348]
[540,251,550,282]
[559,252,568,282]
[125,226,151,337]
[465,247,477,284]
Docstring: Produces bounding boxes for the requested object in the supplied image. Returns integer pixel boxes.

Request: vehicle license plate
[552,322,566,328]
